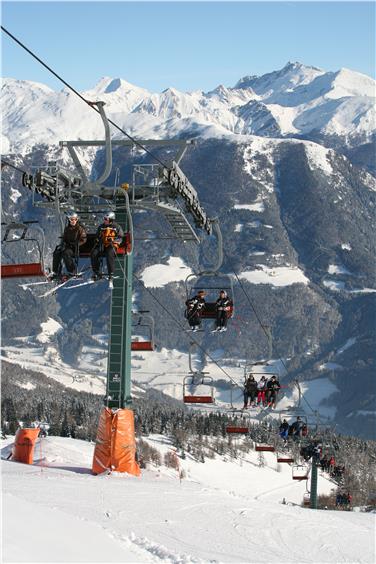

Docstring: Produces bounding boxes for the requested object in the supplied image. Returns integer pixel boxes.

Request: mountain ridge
[2,61,375,154]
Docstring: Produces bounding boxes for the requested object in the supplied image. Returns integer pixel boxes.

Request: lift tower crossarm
[162,162,212,235]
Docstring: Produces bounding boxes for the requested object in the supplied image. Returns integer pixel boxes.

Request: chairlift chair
[286,414,309,438]
[303,492,311,506]
[183,373,215,404]
[1,222,46,278]
[292,464,309,480]
[225,410,251,434]
[185,272,234,320]
[131,312,155,351]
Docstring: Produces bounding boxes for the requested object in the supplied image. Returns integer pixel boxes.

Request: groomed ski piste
[2,435,375,563]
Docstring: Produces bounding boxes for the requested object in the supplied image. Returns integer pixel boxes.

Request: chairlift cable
[300,393,317,416]
[1,159,28,175]
[1,26,168,168]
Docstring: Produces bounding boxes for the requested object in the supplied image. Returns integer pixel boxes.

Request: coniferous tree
[60,411,70,437]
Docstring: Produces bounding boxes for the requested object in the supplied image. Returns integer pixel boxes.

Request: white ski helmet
[104,211,115,221]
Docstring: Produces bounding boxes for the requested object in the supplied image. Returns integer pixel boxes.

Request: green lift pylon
[310,453,319,509]
[106,205,133,409]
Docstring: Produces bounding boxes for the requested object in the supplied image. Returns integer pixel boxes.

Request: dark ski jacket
[279,421,289,433]
[291,419,304,433]
[215,296,232,312]
[185,295,205,317]
[267,378,281,393]
[63,223,87,248]
[245,376,258,394]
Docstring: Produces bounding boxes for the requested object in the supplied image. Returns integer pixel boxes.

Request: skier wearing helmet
[49,212,87,279]
[91,212,124,281]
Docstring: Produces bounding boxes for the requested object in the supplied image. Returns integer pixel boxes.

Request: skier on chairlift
[290,416,305,438]
[266,375,281,408]
[279,419,290,441]
[256,375,268,406]
[91,212,123,282]
[49,212,87,280]
[185,290,206,331]
[213,290,232,332]
[243,373,258,408]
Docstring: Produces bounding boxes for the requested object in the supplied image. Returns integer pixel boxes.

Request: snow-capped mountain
[2,62,375,153]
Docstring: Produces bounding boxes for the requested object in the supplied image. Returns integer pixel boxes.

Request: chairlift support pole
[310,454,319,509]
[106,205,133,408]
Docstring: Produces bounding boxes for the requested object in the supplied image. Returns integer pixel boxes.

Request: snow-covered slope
[2,62,375,152]
[2,435,374,563]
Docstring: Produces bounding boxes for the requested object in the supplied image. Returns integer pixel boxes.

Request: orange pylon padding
[92,408,141,476]
[91,407,113,475]
[12,428,40,464]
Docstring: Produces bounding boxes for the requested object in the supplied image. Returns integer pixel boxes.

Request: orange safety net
[92,407,140,476]
[12,428,40,464]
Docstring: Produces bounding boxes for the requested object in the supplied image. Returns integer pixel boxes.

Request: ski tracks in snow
[108,530,213,563]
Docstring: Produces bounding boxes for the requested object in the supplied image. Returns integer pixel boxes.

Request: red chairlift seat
[1,263,46,278]
[131,341,154,351]
[255,444,275,452]
[225,410,251,434]
[183,374,215,405]
[183,395,214,404]
[226,425,249,434]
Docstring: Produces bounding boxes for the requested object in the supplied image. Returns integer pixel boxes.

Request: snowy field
[1,333,339,423]
[2,435,375,563]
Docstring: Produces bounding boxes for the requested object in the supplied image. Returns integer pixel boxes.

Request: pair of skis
[20,274,85,296]
[63,276,117,291]
[20,272,116,297]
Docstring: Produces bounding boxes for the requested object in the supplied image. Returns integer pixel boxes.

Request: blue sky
[2,2,375,92]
